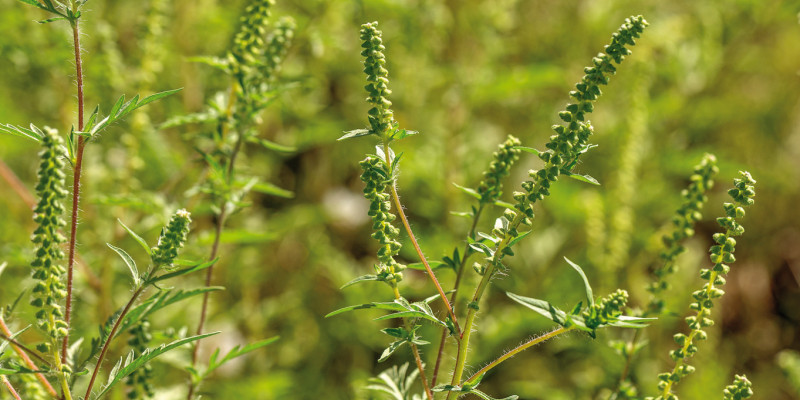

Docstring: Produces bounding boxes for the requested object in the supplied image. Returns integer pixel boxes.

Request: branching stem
[0,317,58,398]
[83,286,146,399]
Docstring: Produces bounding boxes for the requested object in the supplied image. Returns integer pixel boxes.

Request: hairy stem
[83,286,146,399]
[0,317,58,398]
[1,376,22,400]
[431,205,484,386]
[382,143,461,336]
[62,18,87,366]
[0,333,54,370]
[391,288,434,400]
[464,326,574,385]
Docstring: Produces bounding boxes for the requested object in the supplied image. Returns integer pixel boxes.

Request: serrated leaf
[94,332,219,398]
[507,230,533,248]
[406,261,450,272]
[0,123,42,141]
[338,129,372,141]
[513,146,540,156]
[341,274,380,289]
[106,243,140,287]
[246,136,296,153]
[117,219,150,256]
[564,171,600,185]
[90,89,181,136]
[564,257,593,307]
[145,259,217,285]
[249,182,294,198]
[453,183,482,200]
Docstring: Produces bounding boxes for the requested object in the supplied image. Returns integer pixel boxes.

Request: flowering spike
[359,156,404,286]
[360,21,397,140]
[477,135,522,204]
[150,209,192,269]
[722,375,753,400]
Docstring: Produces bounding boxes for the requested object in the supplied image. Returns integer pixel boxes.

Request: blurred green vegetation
[0,0,798,399]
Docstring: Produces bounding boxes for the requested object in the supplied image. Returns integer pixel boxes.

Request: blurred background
[1,0,799,399]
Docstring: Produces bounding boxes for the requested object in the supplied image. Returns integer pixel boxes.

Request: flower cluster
[583,289,628,331]
[359,156,404,286]
[512,16,648,225]
[125,320,154,399]
[722,375,753,400]
[150,209,192,269]
[229,0,274,75]
[477,135,522,204]
[360,21,397,140]
[30,127,69,345]
[647,154,718,315]
[261,17,295,80]
[655,172,756,399]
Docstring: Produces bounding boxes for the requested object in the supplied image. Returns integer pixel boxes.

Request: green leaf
[89,89,182,136]
[200,337,279,381]
[493,200,516,210]
[94,332,219,398]
[117,219,151,256]
[564,257,593,307]
[391,129,418,141]
[378,339,406,362]
[338,129,372,141]
[246,136,296,153]
[117,287,224,337]
[249,182,294,198]
[186,56,230,72]
[106,243,140,287]
[138,88,183,108]
[406,261,450,272]
[513,146,540,156]
[507,230,533,248]
[37,17,67,23]
[507,292,654,331]
[341,274,380,289]
[564,171,600,185]
[453,183,482,200]
[198,229,279,245]
[145,259,217,285]
[0,123,42,141]
[327,299,446,327]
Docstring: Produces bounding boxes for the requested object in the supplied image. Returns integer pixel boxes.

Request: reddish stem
[61,20,86,365]
[0,317,58,398]
[2,376,22,400]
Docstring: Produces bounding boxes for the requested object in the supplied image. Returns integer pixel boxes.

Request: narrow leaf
[338,129,372,141]
[453,183,482,200]
[146,259,218,285]
[117,219,151,256]
[564,257,593,307]
[513,146,540,156]
[564,171,600,185]
[406,261,450,271]
[95,332,219,398]
[247,137,296,153]
[106,244,139,287]
[137,88,182,108]
[507,230,533,248]
[341,274,380,289]
[249,182,294,198]
[0,124,42,141]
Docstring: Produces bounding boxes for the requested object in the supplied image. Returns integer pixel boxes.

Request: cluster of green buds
[512,16,648,224]
[722,375,753,400]
[583,289,629,332]
[647,154,718,315]
[30,127,69,345]
[477,135,522,204]
[229,0,274,75]
[261,17,295,80]
[360,21,397,140]
[654,172,756,399]
[359,156,405,286]
[150,209,192,269]
[125,319,154,399]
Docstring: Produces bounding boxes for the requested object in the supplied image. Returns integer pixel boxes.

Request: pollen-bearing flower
[150,209,192,269]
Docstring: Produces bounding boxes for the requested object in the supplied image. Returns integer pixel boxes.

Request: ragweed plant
[652,171,756,400]
[333,17,655,400]
[162,0,296,397]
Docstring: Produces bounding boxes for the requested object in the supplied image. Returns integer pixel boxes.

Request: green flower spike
[229,0,275,74]
[30,127,69,344]
[360,156,405,286]
[512,16,648,225]
[125,319,155,399]
[360,21,397,140]
[150,209,192,269]
[654,171,756,400]
[722,375,753,400]
[647,153,718,315]
[477,135,522,204]
[583,289,629,332]
[262,16,296,80]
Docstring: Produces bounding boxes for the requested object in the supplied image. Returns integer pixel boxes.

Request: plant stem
[62,18,87,366]
[1,376,22,400]
[431,205,484,386]
[0,333,54,370]
[0,316,58,398]
[447,212,525,399]
[382,143,461,336]
[391,288,434,400]
[187,82,240,400]
[464,326,574,385]
[83,286,146,399]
